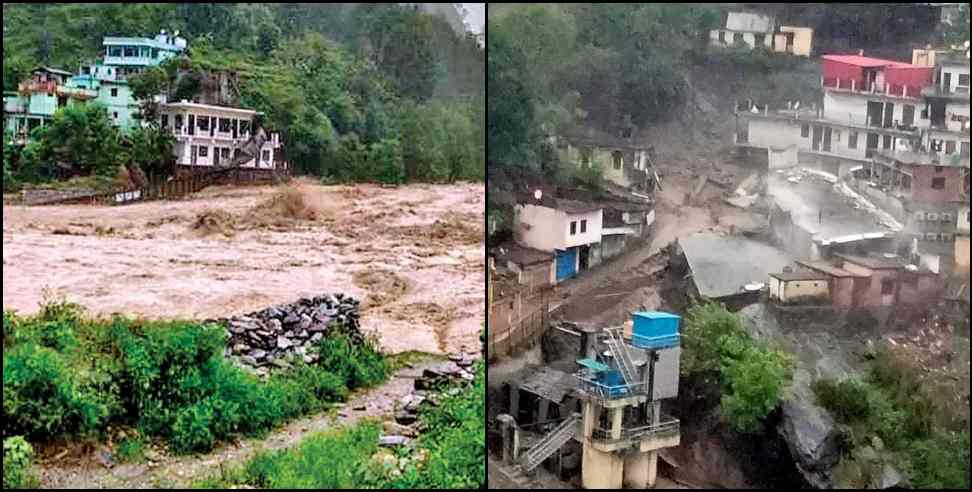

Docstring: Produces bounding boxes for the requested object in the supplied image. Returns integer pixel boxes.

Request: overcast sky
[460,3,485,34]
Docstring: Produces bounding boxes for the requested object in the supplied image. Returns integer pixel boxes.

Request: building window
[161,114,169,129]
[612,151,623,170]
[580,220,587,233]
[175,114,183,129]
[198,117,209,132]
[112,112,118,119]
[719,31,726,44]
[199,146,208,157]
[755,34,765,47]
[262,150,271,162]
[932,177,946,190]
[960,74,970,87]
[945,140,956,154]
[936,166,944,173]
[848,131,858,149]
[733,33,744,45]
[219,118,231,133]
[801,124,809,138]
[570,221,577,235]
[221,148,230,159]
[124,46,136,57]
[240,120,251,135]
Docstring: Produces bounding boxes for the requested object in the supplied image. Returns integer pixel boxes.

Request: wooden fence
[25,166,289,207]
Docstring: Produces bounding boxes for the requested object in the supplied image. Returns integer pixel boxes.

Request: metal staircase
[520,415,580,472]
[604,328,638,386]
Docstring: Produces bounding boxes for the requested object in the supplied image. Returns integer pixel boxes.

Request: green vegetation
[4,104,173,190]
[681,302,794,433]
[812,350,970,489]
[2,301,387,456]
[196,360,486,489]
[3,436,38,490]
[114,434,147,464]
[3,3,484,187]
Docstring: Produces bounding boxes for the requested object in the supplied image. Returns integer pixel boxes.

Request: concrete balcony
[822,77,924,100]
[588,418,681,453]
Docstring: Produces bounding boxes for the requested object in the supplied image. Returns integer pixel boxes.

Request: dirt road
[2,182,484,355]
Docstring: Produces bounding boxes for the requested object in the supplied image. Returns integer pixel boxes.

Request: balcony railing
[822,77,923,99]
[576,374,647,401]
[590,417,681,444]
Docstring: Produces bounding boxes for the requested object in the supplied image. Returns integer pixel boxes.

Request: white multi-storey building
[158,101,286,174]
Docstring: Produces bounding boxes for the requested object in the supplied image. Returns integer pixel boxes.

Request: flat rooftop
[797,260,870,278]
[769,271,833,282]
[679,233,793,299]
[492,242,554,267]
[767,171,898,244]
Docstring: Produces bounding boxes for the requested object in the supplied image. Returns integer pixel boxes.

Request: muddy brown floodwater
[2,181,485,356]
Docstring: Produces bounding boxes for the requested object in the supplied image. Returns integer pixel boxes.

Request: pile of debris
[218,294,363,373]
[393,355,479,428]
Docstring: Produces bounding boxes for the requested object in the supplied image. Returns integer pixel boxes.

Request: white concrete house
[513,199,603,282]
[158,101,285,172]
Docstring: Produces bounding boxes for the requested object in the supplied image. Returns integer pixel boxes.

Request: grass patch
[2,301,388,456]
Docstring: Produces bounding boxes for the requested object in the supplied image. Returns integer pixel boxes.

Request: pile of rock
[218,294,363,372]
[394,353,478,428]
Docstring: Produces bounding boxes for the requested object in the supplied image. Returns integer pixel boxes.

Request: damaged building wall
[601,233,628,261]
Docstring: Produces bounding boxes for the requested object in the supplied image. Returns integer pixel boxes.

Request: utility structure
[507,311,682,489]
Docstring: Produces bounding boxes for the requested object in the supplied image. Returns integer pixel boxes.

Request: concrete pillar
[582,445,624,489]
[611,407,623,440]
[647,451,659,488]
[623,451,652,489]
[496,414,519,464]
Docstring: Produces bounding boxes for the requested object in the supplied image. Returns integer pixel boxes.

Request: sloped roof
[725,12,775,32]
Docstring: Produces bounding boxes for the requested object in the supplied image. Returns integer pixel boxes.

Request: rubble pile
[393,354,478,428]
[218,294,364,372]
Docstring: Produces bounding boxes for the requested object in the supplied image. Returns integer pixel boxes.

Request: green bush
[811,379,874,422]
[3,436,36,490]
[114,435,146,464]
[682,302,793,433]
[2,344,110,440]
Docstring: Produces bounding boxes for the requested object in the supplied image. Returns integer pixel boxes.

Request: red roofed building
[821,54,934,98]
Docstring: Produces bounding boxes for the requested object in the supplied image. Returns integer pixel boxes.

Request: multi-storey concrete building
[3,67,97,142]
[67,30,188,131]
[513,198,605,282]
[158,101,285,175]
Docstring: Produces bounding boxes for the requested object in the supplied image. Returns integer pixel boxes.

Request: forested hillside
[2,3,484,185]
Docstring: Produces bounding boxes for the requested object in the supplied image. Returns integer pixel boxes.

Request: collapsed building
[494,312,683,489]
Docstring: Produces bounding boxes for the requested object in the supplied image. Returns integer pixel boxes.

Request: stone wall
[218,294,363,374]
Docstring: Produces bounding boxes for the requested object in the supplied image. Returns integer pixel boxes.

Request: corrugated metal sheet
[652,347,680,401]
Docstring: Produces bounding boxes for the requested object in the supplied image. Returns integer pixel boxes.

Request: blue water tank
[598,370,628,397]
[631,312,681,350]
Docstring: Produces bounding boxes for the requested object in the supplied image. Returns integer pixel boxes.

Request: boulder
[777,380,842,489]
[379,436,410,448]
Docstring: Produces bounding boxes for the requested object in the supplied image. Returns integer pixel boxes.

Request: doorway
[579,245,591,271]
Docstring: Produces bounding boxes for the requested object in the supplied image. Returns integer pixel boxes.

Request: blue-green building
[68,30,187,131]
[3,67,97,142]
